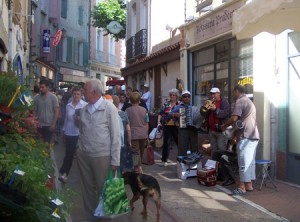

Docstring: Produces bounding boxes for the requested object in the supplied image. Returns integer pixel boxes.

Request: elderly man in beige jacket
[76,79,121,222]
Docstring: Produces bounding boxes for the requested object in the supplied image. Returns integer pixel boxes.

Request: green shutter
[78,7,83,26]
[83,42,89,67]
[57,38,63,61]
[66,37,73,63]
[74,39,78,64]
[61,0,67,18]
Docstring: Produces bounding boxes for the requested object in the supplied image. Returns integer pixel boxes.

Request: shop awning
[106,80,125,86]
[232,0,300,40]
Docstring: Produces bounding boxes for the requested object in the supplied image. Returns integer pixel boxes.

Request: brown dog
[122,171,161,221]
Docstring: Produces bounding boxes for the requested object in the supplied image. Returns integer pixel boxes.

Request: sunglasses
[169,94,177,97]
[182,94,190,98]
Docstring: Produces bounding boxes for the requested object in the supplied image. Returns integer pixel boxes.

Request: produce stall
[0,72,72,221]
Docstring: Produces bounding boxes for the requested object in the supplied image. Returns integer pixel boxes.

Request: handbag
[154,127,163,148]
[94,168,129,218]
[142,142,155,165]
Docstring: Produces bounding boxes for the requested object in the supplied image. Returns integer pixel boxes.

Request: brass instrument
[201,98,215,113]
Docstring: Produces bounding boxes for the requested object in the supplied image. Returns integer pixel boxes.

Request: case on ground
[197,168,217,186]
[197,159,218,186]
[176,153,202,180]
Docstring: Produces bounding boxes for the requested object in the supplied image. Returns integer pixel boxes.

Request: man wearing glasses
[169,90,199,156]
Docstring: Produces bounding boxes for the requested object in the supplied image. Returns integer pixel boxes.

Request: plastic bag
[94,168,129,218]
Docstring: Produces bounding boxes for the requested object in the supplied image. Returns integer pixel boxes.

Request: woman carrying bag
[157,88,180,167]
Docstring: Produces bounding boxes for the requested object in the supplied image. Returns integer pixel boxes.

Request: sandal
[231,188,246,196]
[246,189,254,192]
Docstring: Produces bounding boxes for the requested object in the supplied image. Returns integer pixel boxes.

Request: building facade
[182,0,300,185]
[0,0,31,86]
[90,0,124,91]
[122,0,197,112]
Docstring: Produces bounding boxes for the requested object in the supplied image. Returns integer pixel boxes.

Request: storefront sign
[238,76,253,86]
[43,29,51,53]
[107,21,123,34]
[52,29,63,47]
[194,1,243,43]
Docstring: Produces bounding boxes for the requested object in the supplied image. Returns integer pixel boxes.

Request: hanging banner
[43,29,51,53]
[52,29,63,47]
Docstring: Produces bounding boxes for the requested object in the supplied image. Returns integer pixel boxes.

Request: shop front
[232,0,300,185]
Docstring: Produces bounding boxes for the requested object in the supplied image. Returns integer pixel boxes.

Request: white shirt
[141,91,152,111]
[63,99,87,136]
[87,96,103,114]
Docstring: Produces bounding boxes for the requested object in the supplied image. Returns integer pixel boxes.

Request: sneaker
[58,175,67,184]
[160,161,167,167]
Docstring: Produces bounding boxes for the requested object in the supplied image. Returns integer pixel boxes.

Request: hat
[144,83,149,88]
[210,87,220,93]
[181,90,191,95]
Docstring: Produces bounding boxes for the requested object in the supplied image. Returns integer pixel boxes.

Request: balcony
[126,36,135,63]
[135,29,147,59]
[126,29,148,63]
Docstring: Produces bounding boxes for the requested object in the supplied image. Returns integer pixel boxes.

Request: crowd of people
[32,78,259,221]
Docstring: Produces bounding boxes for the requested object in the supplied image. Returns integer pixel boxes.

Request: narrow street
[53,137,286,222]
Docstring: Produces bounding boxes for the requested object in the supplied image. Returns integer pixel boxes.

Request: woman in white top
[59,87,87,183]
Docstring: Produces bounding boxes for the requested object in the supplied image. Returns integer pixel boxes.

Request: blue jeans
[237,138,259,182]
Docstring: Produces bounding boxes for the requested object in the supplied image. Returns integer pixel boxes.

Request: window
[78,42,83,66]
[192,38,253,106]
[61,0,67,19]
[131,3,137,36]
[48,70,53,79]
[109,36,115,56]
[96,28,103,51]
[78,6,84,26]
[42,67,46,77]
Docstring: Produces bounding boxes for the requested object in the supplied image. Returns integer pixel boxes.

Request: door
[154,65,161,110]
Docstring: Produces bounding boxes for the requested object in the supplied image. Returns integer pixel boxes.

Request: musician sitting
[169,90,200,156]
[200,87,230,155]
[212,141,237,186]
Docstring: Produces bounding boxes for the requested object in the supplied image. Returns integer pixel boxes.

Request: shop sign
[194,1,243,43]
[107,21,123,34]
[238,76,253,86]
[52,29,63,47]
[43,29,51,53]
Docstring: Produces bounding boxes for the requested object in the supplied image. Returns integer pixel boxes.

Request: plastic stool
[255,160,278,191]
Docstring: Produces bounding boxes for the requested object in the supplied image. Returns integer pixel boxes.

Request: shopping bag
[149,127,163,148]
[142,143,155,165]
[149,127,158,140]
[94,168,129,218]
[154,135,163,148]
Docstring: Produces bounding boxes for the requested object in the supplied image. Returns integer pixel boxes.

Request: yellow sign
[238,77,253,86]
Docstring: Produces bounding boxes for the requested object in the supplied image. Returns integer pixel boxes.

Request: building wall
[0,0,9,71]
[89,0,124,90]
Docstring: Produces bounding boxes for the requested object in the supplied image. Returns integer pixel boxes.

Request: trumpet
[201,98,215,113]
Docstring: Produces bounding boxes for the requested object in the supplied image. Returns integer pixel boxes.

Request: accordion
[179,106,192,128]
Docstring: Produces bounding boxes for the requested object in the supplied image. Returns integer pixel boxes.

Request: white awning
[232,0,300,40]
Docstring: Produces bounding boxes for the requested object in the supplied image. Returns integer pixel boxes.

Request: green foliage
[92,0,126,41]
[0,71,32,112]
[0,133,74,221]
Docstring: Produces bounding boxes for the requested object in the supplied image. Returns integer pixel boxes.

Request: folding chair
[255,160,278,191]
